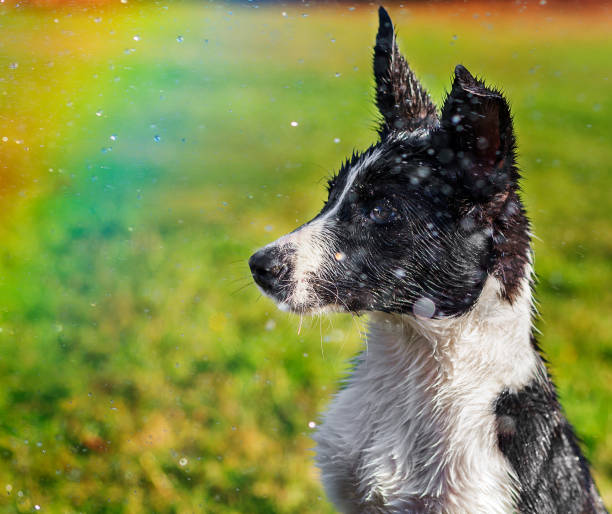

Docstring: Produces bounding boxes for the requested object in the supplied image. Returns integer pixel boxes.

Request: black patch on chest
[494,377,607,513]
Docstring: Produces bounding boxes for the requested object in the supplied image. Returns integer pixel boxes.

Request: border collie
[249,7,607,513]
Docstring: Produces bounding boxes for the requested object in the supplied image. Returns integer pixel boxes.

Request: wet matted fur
[249,7,607,514]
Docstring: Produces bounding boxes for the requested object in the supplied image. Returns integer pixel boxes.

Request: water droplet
[133,35,140,41]
[179,457,188,466]
[8,62,18,69]
[417,166,430,178]
[333,137,341,144]
[308,421,317,428]
[334,252,345,262]
[95,109,103,117]
[176,35,184,43]
[94,17,102,23]
[265,319,276,331]
[153,135,161,142]
[335,72,341,78]
[110,134,117,141]
[281,11,287,17]
[290,121,298,127]
[413,297,436,319]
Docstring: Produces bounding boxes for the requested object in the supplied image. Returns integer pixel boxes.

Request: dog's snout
[249,247,284,292]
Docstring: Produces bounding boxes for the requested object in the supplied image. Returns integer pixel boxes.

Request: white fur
[314,269,545,513]
[266,149,384,310]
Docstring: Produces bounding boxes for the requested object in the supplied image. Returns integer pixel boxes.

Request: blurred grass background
[0,1,610,512]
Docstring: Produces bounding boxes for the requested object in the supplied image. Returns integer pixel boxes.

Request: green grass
[0,2,610,512]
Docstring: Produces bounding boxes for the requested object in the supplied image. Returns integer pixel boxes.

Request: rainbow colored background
[0,1,610,511]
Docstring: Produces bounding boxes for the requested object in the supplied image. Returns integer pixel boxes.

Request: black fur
[374,7,438,137]
[495,377,607,513]
[309,137,493,317]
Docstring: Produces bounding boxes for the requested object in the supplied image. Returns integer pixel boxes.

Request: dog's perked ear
[374,6,438,138]
[440,65,519,200]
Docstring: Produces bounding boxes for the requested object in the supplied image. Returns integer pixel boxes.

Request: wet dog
[249,7,607,513]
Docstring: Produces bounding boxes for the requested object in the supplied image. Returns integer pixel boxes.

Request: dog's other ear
[440,65,518,200]
[374,7,438,139]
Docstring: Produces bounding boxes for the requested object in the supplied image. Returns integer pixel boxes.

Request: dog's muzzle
[249,246,291,298]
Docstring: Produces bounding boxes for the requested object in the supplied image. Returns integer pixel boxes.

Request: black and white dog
[249,7,607,513]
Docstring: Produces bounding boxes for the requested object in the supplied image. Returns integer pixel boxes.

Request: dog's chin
[255,284,351,315]
[276,300,347,316]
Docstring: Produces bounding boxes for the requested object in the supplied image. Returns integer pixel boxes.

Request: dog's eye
[369,204,397,224]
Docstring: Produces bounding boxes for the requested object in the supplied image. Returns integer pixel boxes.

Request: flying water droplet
[153,135,161,142]
[176,35,184,43]
[413,297,436,319]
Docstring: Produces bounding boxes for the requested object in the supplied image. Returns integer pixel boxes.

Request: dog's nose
[249,247,283,292]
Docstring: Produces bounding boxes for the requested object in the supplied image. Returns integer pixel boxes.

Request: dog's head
[250,7,529,318]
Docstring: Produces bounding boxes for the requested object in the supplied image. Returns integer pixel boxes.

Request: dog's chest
[314,310,536,513]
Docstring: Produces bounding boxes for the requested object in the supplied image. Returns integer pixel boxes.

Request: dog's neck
[316,269,546,512]
[377,269,545,391]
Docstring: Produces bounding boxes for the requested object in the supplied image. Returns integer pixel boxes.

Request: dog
[249,7,607,513]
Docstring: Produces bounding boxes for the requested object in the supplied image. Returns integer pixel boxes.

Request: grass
[0,1,610,512]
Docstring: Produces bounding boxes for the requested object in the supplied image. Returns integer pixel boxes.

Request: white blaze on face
[287,219,329,306]
[278,148,384,311]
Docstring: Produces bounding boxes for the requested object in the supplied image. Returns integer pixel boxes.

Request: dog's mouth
[254,278,346,316]
[249,248,348,315]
